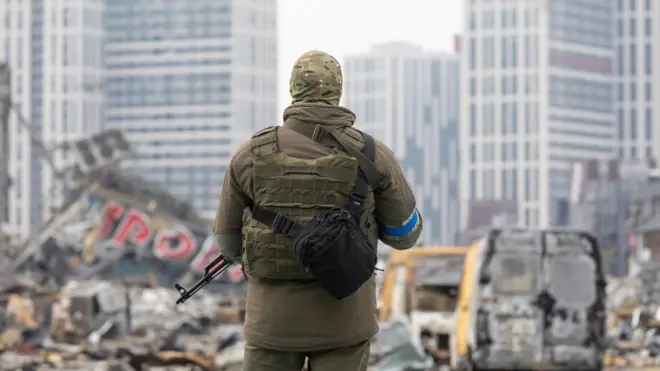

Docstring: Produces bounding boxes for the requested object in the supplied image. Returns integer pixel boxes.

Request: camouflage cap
[289,50,342,105]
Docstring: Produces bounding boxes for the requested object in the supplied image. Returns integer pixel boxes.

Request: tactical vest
[242,124,379,280]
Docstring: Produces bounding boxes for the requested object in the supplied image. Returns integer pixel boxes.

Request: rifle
[174,254,233,305]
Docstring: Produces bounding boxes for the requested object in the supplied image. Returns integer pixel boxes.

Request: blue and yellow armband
[379,209,422,241]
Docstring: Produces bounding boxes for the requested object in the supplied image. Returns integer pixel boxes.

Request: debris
[605,263,660,368]
[369,316,434,370]
[0,274,247,369]
[0,164,251,369]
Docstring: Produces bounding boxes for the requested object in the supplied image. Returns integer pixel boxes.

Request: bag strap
[344,131,375,216]
[250,122,378,237]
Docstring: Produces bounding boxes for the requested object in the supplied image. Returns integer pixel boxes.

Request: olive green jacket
[213,102,422,351]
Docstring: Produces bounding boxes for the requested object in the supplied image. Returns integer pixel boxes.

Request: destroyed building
[570,158,660,276]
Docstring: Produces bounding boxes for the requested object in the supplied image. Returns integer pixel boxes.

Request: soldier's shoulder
[252,125,279,138]
[373,139,399,175]
[230,139,253,175]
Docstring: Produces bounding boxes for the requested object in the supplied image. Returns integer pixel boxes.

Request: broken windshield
[491,254,540,295]
[548,255,596,307]
[413,254,465,287]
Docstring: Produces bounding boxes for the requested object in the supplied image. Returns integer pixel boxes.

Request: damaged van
[452,229,607,371]
[379,246,470,366]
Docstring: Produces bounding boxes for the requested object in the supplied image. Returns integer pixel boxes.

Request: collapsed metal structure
[0,129,248,369]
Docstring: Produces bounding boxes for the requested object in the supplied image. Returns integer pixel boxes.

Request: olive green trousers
[243,340,370,371]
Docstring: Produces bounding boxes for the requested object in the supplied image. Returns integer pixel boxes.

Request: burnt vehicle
[452,229,607,371]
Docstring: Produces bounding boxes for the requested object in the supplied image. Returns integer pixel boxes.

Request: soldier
[213,50,422,371]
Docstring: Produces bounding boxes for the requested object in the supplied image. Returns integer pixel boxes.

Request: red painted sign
[95,201,243,282]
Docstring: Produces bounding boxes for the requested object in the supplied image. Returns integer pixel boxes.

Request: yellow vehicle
[452,229,607,371]
[379,246,470,365]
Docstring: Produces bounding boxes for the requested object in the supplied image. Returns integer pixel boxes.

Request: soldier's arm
[213,142,253,263]
[373,142,422,250]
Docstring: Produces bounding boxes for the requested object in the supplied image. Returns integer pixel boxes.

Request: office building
[0,63,10,228]
[343,43,461,245]
[0,0,104,237]
[615,0,657,160]
[461,0,616,228]
[103,0,277,218]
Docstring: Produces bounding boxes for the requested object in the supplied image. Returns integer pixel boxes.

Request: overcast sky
[277,0,464,114]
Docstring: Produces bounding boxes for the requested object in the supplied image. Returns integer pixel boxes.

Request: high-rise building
[0,0,105,237]
[343,43,461,245]
[461,0,616,228]
[103,0,277,218]
[0,63,10,228]
[615,0,657,160]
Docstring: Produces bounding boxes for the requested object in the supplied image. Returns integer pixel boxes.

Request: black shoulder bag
[250,124,382,300]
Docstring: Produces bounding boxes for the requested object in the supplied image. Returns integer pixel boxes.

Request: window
[525,169,531,200]
[470,104,477,135]
[548,255,596,307]
[483,37,495,68]
[646,108,653,139]
[482,10,494,29]
[512,103,518,133]
[501,103,509,134]
[484,170,495,198]
[630,44,637,75]
[524,35,537,67]
[469,37,476,70]
[501,36,508,68]
[645,44,652,75]
[617,46,624,76]
[491,254,540,294]
[630,18,636,37]
[511,37,518,67]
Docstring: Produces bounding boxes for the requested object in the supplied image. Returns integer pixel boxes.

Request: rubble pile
[0,277,245,370]
[606,264,660,369]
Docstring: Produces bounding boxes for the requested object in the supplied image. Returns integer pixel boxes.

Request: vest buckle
[349,192,366,206]
[312,125,326,142]
[272,214,298,237]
